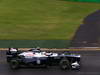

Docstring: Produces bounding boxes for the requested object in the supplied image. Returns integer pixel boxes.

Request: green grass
[0,0,100,40]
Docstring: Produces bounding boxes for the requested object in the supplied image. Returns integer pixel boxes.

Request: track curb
[0,47,100,51]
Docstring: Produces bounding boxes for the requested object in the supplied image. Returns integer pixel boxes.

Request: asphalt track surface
[0,50,100,75]
[72,10,100,47]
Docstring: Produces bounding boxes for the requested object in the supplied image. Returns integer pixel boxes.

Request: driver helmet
[10,48,17,52]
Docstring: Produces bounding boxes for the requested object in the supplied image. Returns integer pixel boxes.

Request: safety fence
[0,40,71,48]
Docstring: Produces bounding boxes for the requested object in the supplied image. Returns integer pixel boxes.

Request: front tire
[59,58,71,70]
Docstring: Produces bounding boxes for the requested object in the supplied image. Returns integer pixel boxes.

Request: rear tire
[9,60,19,69]
[7,57,10,62]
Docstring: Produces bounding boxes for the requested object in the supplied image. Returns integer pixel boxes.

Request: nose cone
[71,61,80,69]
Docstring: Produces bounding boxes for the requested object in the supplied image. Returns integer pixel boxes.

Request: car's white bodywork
[71,61,80,69]
[18,50,58,58]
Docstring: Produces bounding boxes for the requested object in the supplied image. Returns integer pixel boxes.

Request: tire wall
[67,0,100,2]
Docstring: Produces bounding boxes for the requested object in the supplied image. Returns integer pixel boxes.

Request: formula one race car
[6,48,81,70]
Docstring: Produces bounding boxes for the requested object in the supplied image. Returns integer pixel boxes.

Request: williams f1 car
[6,48,81,70]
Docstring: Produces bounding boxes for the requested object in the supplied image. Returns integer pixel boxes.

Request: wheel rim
[61,61,68,69]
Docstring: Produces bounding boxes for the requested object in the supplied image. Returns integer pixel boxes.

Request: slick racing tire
[9,60,19,69]
[59,58,71,70]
